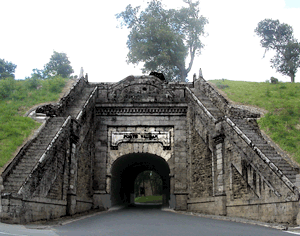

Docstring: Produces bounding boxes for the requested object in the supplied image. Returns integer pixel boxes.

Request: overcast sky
[1,0,300,83]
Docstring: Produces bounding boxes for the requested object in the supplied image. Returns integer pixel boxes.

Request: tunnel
[110,153,170,206]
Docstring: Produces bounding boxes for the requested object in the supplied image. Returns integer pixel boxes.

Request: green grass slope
[135,195,162,203]
[0,77,67,167]
[210,80,300,163]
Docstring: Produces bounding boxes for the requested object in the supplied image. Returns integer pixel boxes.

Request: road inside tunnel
[110,153,170,207]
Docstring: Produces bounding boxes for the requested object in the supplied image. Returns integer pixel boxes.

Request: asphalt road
[53,205,294,236]
[0,205,298,236]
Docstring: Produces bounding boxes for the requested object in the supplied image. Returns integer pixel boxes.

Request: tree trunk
[291,74,295,83]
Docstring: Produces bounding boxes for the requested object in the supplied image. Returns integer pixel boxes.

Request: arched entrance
[110,153,170,206]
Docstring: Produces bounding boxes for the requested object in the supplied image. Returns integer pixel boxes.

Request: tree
[134,171,162,197]
[116,0,208,82]
[0,59,17,80]
[255,19,300,83]
[44,51,74,78]
[270,40,300,83]
[31,68,45,80]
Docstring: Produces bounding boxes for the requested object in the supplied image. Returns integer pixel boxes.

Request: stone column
[67,143,78,215]
[213,134,227,215]
[0,177,3,213]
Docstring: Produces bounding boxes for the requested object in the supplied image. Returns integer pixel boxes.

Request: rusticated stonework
[190,129,213,198]
[1,74,300,225]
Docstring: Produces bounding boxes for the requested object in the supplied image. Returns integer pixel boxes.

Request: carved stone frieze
[111,131,171,150]
[96,107,187,116]
[106,76,178,103]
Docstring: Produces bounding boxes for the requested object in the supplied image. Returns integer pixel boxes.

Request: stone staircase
[231,118,299,183]
[65,87,95,118]
[3,117,66,193]
[190,86,299,187]
[3,86,96,194]
[191,88,224,119]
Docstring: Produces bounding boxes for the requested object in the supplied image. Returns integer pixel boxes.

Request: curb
[161,208,290,231]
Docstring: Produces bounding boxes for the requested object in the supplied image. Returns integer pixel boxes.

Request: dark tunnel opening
[110,153,170,207]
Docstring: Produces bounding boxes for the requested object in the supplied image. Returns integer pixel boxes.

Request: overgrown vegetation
[0,76,67,167]
[134,195,162,203]
[210,79,300,163]
[134,170,162,197]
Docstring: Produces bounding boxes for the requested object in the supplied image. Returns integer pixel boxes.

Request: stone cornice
[96,105,187,116]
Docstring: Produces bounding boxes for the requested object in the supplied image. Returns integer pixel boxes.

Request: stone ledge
[22,197,67,206]
[226,200,299,207]
[188,197,215,204]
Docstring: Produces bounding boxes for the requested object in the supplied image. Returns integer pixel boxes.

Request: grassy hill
[0,77,68,168]
[209,80,300,164]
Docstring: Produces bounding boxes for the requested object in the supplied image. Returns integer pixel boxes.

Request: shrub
[270,77,278,84]
[25,77,41,90]
[215,81,229,89]
[0,77,16,99]
[44,76,66,93]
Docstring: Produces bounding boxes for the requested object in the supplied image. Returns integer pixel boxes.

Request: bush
[0,75,68,167]
[25,77,41,90]
[270,77,278,84]
[44,76,66,93]
[0,77,16,99]
[215,81,229,89]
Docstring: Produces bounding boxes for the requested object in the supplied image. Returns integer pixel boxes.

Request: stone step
[6,176,27,183]
[3,117,68,192]
[3,185,20,192]
[7,173,29,182]
[12,169,31,175]
[232,118,299,182]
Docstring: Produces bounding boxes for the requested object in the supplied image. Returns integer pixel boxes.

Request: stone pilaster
[67,143,78,215]
[213,134,225,196]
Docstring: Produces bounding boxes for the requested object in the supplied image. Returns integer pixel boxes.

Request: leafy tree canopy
[44,51,74,78]
[255,19,300,82]
[0,59,17,80]
[116,0,208,82]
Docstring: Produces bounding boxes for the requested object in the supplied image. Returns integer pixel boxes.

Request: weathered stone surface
[1,74,299,225]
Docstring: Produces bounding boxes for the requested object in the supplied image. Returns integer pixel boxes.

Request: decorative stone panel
[108,127,174,164]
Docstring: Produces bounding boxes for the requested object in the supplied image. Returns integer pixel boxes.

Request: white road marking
[286,231,300,235]
[0,232,27,236]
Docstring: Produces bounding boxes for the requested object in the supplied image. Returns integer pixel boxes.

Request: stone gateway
[1,74,300,225]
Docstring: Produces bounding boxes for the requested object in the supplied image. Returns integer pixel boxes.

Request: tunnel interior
[110,153,170,206]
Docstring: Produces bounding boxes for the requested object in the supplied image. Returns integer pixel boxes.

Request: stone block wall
[222,120,299,224]
[2,74,299,224]
[189,129,212,198]
[93,109,188,209]
[186,76,300,225]
[0,117,72,223]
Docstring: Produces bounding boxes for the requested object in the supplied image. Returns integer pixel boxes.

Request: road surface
[0,205,299,236]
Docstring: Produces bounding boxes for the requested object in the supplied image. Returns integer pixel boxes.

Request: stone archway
[110,153,170,206]
[105,126,174,207]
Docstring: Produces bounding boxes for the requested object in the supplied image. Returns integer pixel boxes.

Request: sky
[0,0,300,83]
